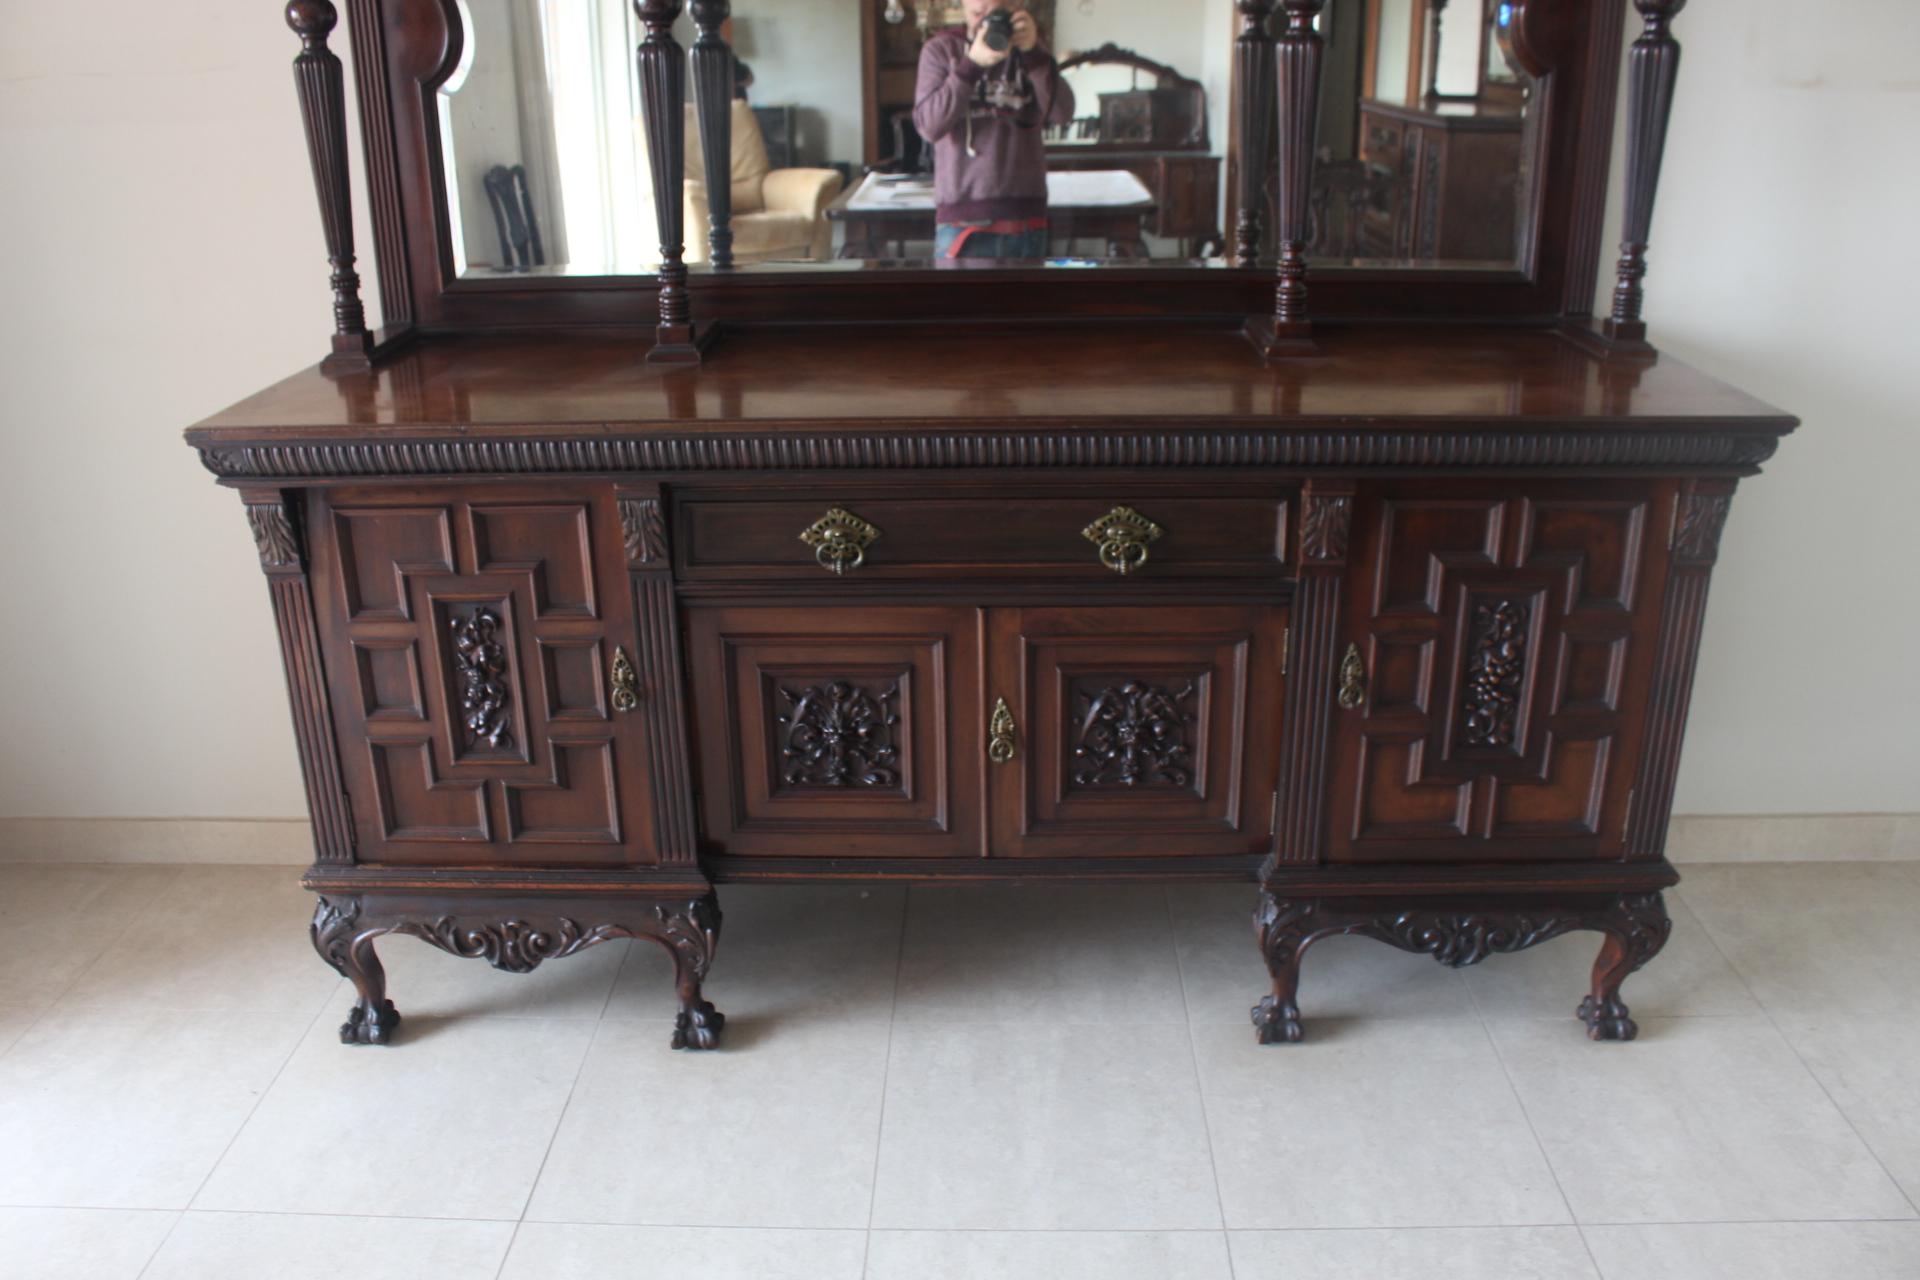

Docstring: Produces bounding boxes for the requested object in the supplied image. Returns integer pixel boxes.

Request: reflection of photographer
[912,1,1075,260]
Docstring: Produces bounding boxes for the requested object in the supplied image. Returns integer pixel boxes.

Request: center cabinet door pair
[683,604,1289,860]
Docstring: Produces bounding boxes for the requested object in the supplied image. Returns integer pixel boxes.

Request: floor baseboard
[0,813,1914,867]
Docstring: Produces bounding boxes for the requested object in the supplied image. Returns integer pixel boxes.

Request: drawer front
[676,493,1290,581]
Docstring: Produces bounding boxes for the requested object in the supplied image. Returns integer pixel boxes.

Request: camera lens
[982,9,1014,52]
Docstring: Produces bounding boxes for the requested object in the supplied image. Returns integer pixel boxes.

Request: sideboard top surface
[189,325,1795,441]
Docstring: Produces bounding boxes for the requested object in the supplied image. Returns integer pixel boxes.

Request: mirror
[437,0,1537,278]
[1306,0,1533,268]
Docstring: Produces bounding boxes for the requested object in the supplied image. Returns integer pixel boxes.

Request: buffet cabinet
[202,333,1774,1058]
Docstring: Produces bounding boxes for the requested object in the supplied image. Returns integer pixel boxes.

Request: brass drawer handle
[988,697,1017,764]
[798,507,882,575]
[1337,642,1366,710]
[611,646,639,713]
[1082,505,1162,575]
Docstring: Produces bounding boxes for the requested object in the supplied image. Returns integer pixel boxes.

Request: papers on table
[844,169,1155,212]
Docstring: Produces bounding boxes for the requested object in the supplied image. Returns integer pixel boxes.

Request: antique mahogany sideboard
[190,0,1789,1052]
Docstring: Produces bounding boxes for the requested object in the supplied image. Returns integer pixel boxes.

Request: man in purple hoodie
[913,1,1076,260]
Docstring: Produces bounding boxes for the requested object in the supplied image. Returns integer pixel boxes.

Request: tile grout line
[491,1013,612,1280]
[136,931,340,1280]
[1164,885,1236,1275]
[1463,972,1604,1278]
[488,940,642,1280]
[1673,880,1920,1220]
[0,864,191,1068]
[859,886,912,1280]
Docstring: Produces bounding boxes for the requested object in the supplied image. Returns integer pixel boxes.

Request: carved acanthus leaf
[246,502,301,569]
[619,497,668,566]
[1673,492,1731,565]
[1300,493,1352,562]
[398,915,622,973]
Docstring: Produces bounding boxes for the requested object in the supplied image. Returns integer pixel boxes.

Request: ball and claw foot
[1251,996,1305,1045]
[672,1000,725,1050]
[340,998,402,1046]
[1578,995,1638,1042]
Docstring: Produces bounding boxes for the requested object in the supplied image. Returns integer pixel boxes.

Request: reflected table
[827,170,1156,260]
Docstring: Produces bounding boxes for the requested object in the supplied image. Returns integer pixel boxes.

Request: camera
[980,8,1015,52]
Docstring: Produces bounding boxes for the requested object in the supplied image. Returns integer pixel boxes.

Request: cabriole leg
[649,892,726,1051]
[1251,893,1321,1044]
[1577,891,1673,1042]
[310,897,401,1045]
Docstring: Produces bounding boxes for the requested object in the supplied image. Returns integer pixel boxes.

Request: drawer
[674,494,1291,581]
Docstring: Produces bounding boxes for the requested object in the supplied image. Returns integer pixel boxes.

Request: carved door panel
[311,486,661,867]
[684,605,984,858]
[1326,482,1671,863]
[986,605,1287,858]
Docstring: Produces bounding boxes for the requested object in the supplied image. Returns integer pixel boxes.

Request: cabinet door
[684,605,984,858]
[311,486,661,867]
[1327,483,1669,863]
[987,605,1287,858]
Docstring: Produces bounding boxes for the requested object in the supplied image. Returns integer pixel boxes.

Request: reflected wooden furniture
[1357,98,1524,262]
[209,0,1767,1058]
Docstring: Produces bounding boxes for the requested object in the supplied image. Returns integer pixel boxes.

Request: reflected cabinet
[187,0,1793,1085]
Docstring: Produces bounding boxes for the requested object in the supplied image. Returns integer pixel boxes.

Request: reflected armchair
[683,101,843,264]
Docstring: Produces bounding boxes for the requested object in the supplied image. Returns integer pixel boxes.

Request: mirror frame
[340,0,1625,339]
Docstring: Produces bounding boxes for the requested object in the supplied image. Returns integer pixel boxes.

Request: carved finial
[1605,0,1688,349]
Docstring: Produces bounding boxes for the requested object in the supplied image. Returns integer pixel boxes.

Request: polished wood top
[189,324,1794,442]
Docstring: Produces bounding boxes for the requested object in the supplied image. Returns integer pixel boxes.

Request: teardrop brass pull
[988,697,1017,764]
[611,646,640,713]
[798,507,882,575]
[1336,642,1366,710]
[1081,505,1163,575]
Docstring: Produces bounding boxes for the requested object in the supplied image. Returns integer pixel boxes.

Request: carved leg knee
[311,897,401,1046]
[1578,892,1672,1043]
[1252,893,1318,1045]
[653,893,725,1051]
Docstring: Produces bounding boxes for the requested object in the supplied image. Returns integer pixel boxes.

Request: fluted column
[636,0,703,362]
[689,0,736,268]
[1605,0,1687,348]
[286,0,373,373]
[1233,0,1277,265]
[1245,0,1324,357]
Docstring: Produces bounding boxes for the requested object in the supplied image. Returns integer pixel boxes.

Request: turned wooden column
[286,1,373,373]
[1605,0,1686,348]
[1233,0,1277,265]
[1245,0,1324,356]
[636,0,704,362]
[689,0,736,268]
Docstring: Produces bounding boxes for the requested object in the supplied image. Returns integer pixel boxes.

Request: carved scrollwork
[397,915,621,973]
[1251,890,1673,1045]
[1071,680,1196,788]
[776,680,900,788]
[619,497,669,566]
[246,501,302,569]
[1460,598,1531,750]
[450,608,512,749]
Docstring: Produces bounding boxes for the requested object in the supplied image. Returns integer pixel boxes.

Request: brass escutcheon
[1336,642,1367,710]
[1082,505,1163,575]
[798,507,882,575]
[988,697,1017,764]
[610,645,640,713]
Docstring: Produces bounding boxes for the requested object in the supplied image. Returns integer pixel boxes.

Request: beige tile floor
[2,862,1920,1279]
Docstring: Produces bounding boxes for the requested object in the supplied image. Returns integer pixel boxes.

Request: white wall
[0,1,1913,827]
